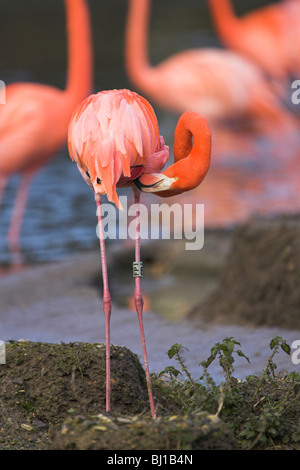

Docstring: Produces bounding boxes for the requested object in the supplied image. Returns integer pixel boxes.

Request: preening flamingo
[68,89,211,418]
[124,0,292,128]
[207,0,298,86]
[0,0,93,256]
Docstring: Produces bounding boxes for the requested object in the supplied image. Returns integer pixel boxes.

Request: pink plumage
[68,89,169,209]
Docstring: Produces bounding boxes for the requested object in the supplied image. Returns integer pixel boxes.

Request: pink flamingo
[124,0,293,129]
[68,89,211,418]
[281,0,300,77]
[0,0,93,256]
[207,0,299,86]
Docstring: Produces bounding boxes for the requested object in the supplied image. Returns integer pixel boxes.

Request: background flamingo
[0,0,93,258]
[281,0,300,78]
[124,0,294,130]
[68,89,211,418]
[207,0,299,88]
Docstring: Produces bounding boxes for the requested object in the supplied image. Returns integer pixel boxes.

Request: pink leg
[96,195,112,415]
[0,176,8,209]
[133,191,156,419]
[7,169,36,262]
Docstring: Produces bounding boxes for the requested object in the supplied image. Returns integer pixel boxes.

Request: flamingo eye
[97,177,101,184]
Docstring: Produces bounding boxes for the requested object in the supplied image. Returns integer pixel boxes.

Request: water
[1,1,300,381]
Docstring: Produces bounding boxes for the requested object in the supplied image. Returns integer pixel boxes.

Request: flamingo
[207,0,298,87]
[67,89,211,418]
[0,0,93,257]
[281,0,300,78]
[124,0,293,129]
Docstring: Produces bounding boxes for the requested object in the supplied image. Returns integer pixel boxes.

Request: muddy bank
[190,215,300,329]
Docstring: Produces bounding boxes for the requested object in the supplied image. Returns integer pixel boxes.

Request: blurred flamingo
[68,88,211,418]
[207,0,299,87]
[281,0,300,77]
[0,0,93,257]
[124,0,293,130]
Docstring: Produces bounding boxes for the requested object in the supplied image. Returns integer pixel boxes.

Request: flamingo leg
[0,176,8,209]
[96,195,112,415]
[133,190,156,419]
[7,169,36,261]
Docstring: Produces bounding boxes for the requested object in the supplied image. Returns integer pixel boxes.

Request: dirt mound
[0,341,155,449]
[0,341,236,450]
[190,215,300,328]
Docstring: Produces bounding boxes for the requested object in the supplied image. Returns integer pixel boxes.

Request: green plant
[158,336,300,450]
[158,343,206,412]
[252,336,290,404]
[200,337,249,397]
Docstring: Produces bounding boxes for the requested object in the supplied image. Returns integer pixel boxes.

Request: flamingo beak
[133,173,178,193]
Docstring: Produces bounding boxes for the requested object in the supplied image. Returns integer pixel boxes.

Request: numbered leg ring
[133,261,143,278]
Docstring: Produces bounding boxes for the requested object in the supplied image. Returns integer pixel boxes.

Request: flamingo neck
[207,0,239,39]
[125,0,154,89]
[64,0,93,102]
[162,112,211,194]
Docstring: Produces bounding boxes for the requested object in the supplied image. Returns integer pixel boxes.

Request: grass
[155,336,300,450]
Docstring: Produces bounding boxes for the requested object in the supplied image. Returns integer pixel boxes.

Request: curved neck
[125,0,153,88]
[64,0,93,102]
[163,112,211,193]
[207,0,238,38]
